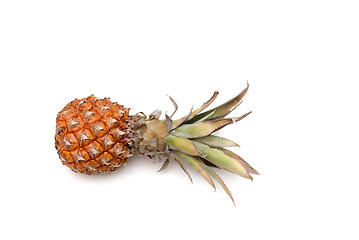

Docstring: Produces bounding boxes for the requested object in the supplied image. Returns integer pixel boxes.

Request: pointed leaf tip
[189,83,249,122]
[175,151,216,190]
[193,141,252,180]
[167,95,178,118]
[157,158,170,173]
[170,152,193,184]
[219,148,259,175]
[171,106,193,129]
[197,159,235,206]
[185,91,219,123]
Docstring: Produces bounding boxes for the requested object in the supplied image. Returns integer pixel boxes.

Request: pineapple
[55,82,258,204]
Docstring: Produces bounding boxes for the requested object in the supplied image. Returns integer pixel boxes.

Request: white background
[0,1,358,239]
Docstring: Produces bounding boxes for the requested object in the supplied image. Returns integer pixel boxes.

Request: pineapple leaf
[218,148,259,175]
[170,112,251,139]
[145,119,170,140]
[170,152,193,183]
[186,91,219,121]
[156,137,168,152]
[197,158,235,206]
[187,81,249,123]
[194,135,239,148]
[165,114,172,132]
[199,158,219,168]
[172,91,217,127]
[193,109,216,122]
[193,141,252,180]
[174,151,216,190]
[167,95,178,118]
[171,106,193,129]
[206,100,242,121]
[149,109,162,120]
[157,158,170,173]
[165,134,202,156]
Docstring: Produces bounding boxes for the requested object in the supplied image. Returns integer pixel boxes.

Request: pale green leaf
[171,107,193,129]
[170,113,251,139]
[188,81,249,123]
[173,91,218,127]
[219,148,259,175]
[170,152,193,183]
[197,158,235,206]
[193,141,252,180]
[174,151,215,190]
[195,135,239,147]
[165,134,202,156]
[186,91,219,121]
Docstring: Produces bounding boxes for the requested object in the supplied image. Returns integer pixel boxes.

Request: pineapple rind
[55,95,132,174]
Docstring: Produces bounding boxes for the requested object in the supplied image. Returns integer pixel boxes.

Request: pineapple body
[55,95,132,174]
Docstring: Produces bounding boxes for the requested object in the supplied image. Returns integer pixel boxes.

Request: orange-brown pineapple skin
[55,95,131,174]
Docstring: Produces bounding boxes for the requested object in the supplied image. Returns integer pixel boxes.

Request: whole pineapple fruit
[55,82,258,204]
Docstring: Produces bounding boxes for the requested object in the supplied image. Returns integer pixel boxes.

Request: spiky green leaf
[187,81,249,123]
[193,109,216,122]
[165,134,202,156]
[170,152,193,183]
[175,151,215,190]
[219,148,259,175]
[171,112,251,139]
[193,141,252,180]
[171,107,193,129]
[172,91,218,127]
[197,158,235,205]
[195,135,239,147]
[186,91,219,121]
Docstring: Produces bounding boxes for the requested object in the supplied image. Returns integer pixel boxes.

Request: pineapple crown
[132,81,258,205]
